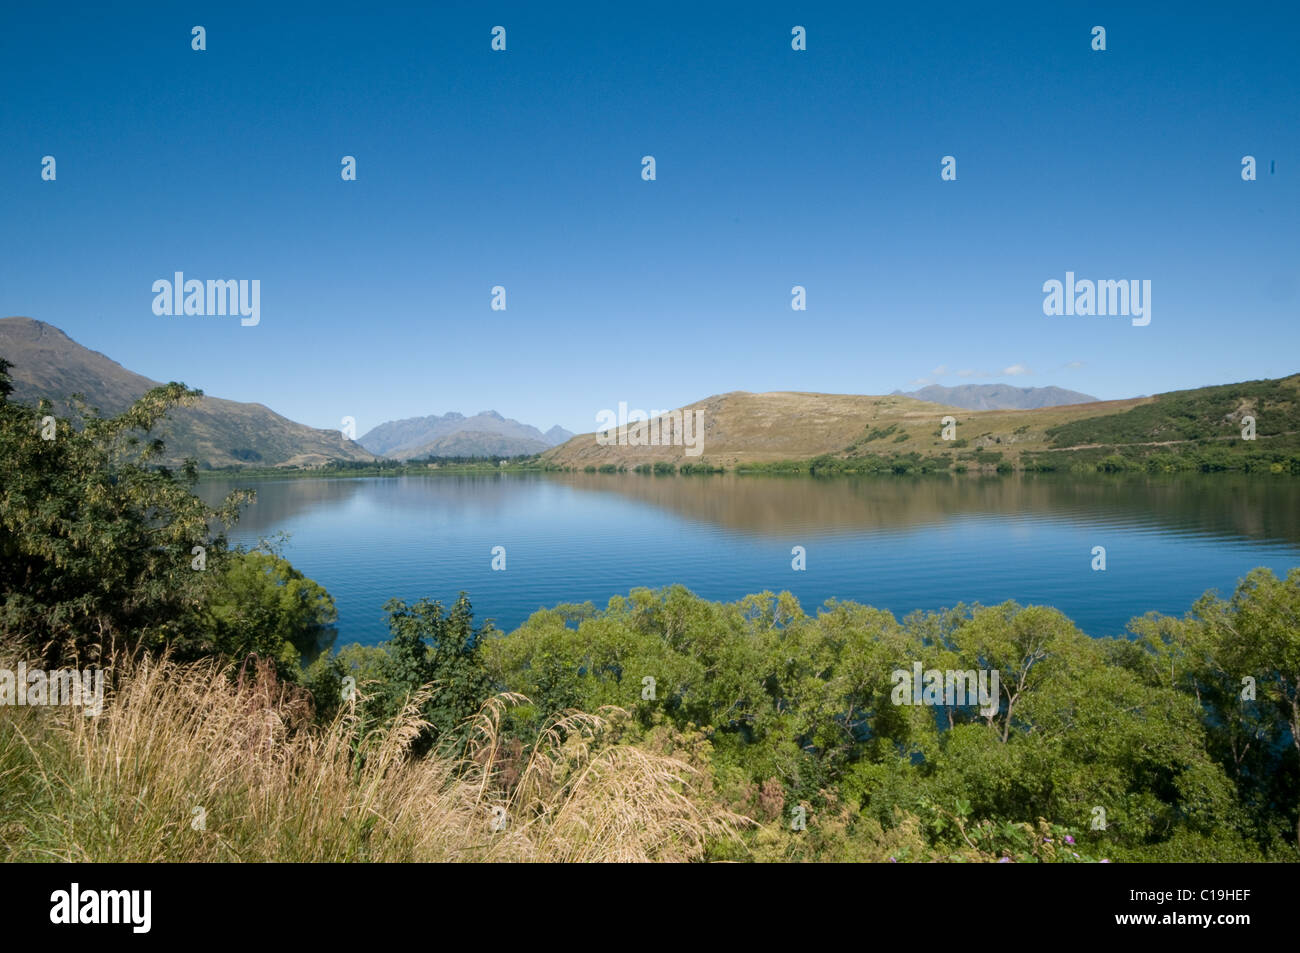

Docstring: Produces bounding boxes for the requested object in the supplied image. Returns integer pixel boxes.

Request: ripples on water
[196,472,1300,645]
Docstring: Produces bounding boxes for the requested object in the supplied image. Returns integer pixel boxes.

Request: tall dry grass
[0,653,744,862]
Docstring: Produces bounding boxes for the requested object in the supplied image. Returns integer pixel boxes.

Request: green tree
[319,594,497,754]
[203,549,338,676]
[0,366,246,665]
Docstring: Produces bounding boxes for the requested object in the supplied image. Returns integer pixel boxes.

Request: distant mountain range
[358,413,573,459]
[0,317,374,468]
[891,383,1098,410]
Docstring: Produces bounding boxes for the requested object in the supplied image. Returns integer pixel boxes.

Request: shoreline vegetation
[194,444,1300,481]
[2,367,1298,863]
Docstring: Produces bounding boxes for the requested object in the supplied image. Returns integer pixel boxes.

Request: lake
[196,472,1300,647]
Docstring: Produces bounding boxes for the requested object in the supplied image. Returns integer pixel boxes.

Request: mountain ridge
[0,317,375,468]
[890,383,1099,410]
[358,412,573,459]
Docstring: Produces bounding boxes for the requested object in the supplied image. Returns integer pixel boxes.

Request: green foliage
[0,359,340,676]
[311,594,495,755]
[483,578,1300,861]
[859,424,898,443]
[0,370,246,665]
[1048,377,1300,447]
[203,548,338,676]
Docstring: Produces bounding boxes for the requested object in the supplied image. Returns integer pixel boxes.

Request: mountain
[541,375,1300,470]
[0,317,375,468]
[891,383,1098,410]
[359,412,573,459]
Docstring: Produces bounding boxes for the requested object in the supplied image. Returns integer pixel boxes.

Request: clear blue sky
[2,2,1297,435]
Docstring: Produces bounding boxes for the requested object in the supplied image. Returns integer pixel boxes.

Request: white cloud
[1002,364,1032,376]
[1064,360,1085,369]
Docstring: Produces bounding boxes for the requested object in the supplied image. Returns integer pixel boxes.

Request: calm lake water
[197,472,1300,646]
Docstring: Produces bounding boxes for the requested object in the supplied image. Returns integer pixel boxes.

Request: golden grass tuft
[0,652,744,862]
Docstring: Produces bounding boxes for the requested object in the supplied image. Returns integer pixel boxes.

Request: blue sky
[2,1,1297,435]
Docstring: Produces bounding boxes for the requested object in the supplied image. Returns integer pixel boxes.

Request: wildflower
[1064,835,1075,845]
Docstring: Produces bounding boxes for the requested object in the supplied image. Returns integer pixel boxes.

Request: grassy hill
[542,375,1300,475]
[0,317,375,468]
